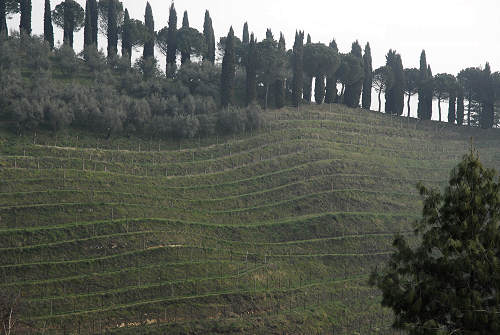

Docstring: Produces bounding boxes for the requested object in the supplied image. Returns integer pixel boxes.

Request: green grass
[2,103,500,334]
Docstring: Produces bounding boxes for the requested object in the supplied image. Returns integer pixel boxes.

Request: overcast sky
[7,0,500,119]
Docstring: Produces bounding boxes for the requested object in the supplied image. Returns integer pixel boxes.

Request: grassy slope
[1,104,500,334]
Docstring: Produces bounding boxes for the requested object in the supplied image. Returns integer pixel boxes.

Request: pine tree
[274,33,286,108]
[292,31,304,107]
[325,38,338,104]
[63,0,73,47]
[242,22,249,45]
[179,10,190,64]
[53,0,84,49]
[143,2,155,59]
[107,0,118,59]
[166,2,177,74]
[84,0,92,49]
[457,87,465,126]
[19,0,31,35]
[362,42,372,109]
[221,27,235,108]
[203,10,215,63]
[344,40,364,108]
[121,8,131,63]
[90,0,97,47]
[417,50,428,119]
[371,150,500,334]
[246,33,257,105]
[0,0,7,38]
[44,0,54,48]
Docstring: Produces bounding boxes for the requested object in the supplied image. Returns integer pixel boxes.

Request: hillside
[1,103,499,334]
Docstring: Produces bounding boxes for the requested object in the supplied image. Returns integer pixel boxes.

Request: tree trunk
[438,97,442,122]
[467,91,472,126]
[407,94,411,118]
[378,90,382,113]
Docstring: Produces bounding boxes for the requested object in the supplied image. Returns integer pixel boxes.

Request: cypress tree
[417,50,427,119]
[457,87,465,126]
[292,31,304,107]
[303,34,312,103]
[90,0,97,47]
[44,0,54,48]
[392,54,405,115]
[344,40,364,108]
[274,33,286,108]
[0,0,7,38]
[221,27,235,108]
[166,3,177,74]
[121,8,131,63]
[203,10,215,63]
[143,2,155,59]
[314,74,325,104]
[242,22,249,45]
[480,63,495,129]
[180,10,190,64]
[84,0,92,49]
[325,39,338,104]
[362,42,373,109]
[425,65,433,119]
[19,0,31,35]
[246,33,257,105]
[107,0,118,59]
[448,94,456,124]
[384,50,395,114]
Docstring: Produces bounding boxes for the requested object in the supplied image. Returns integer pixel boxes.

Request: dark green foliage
[83,0,92,49]
[384,50,404,115]
[43,0,54,49]
[456,87,465,126]
[274,33,286,108]
[306,33,311,44]
[143,2,154,60]
[373,66,393,112]
[362,43,372,109]
[166,3,177,72]
[203,10,215,64]
[458,67,482,126]
[417,50,433,120]
[292,31,304,107]
[52,0,85,49]
[246,33,257,105]
[221,27,235,108]
[338,53,363,107]
[403,68,419,117]
[325,39,338,104]
[121,8,131,63]
[89,0,98,46]
[107,0,118,59]
[371,151,500,334]
[314,74,325,104]
[0,0,7,38]
[216,104,262,135]
[177,27,204,65]
[480,63,495,129]
[343,41,364,108]
[179,10,190,63]
[433,73,455,122]
[242,22,249,45]
[19,0,31,35]
[448,95,456,124]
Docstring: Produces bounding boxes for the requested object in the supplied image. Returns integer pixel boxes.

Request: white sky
[7,0,500,119]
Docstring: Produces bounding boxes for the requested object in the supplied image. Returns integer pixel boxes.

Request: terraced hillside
[1,104,499,334]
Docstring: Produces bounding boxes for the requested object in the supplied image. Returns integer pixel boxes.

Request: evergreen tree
[274,33,286,108]
[90,0,98,46]
[292,31,304,107]
[84,0,92,49]
[314,74,325,104]
[106,0,118,59]
[0,0,7,38]
[344,40,364,108]
[203,10,215,63]
[303,34,312,102]
[121,8,131,63]
[480,62,495,129]
[456,87,465,126]
[384,50,404,115]
[306,33,311,44]
[179,10,190,63]
[417,50,429,119]
[246,33,257,105]
[53,0,85,49]
[404,68,419,117]
[166,2,177,74]
[362,42,372,109]
[44,0,54,48]
[19,0,31,35]
[221,27,235,108]
[242,22,249,45]
[143,2,154,59]
[325,38,338,104]
[371,150,500,334]
[425,65,434,119]
[448,95,456,124]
